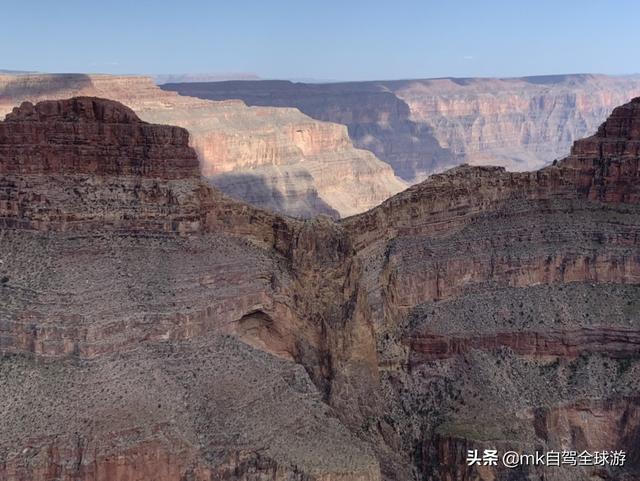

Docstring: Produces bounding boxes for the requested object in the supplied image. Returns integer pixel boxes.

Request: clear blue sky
[2,0,639,81]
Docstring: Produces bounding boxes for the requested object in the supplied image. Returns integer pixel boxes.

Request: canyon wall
[0,73,406,218]
[1,96,640,481]
[339,96,640,481]
[0,97,381,481]
[164,74,640,182]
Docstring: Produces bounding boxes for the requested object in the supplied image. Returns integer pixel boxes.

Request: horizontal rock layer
[2,96,640,481]
[0,73,406,218]
[409,327,640,362]
[164,74,640,182]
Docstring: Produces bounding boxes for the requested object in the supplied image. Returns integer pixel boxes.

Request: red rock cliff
[0,74,406,218]
[2,96,640,481]
[560,96,640,203]
[0,97,380,481]
[0,97,198,178]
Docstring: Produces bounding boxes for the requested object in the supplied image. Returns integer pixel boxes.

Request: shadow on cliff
[161,80,458,182]
[209,171,340,219]
[622,398,640,474]
[0,74,95,111]
[344,93,461,181]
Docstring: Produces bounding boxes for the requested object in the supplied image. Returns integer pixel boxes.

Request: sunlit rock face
[0,73,406,218]
[339,97,640,481]
[164,74,640,182]
[0,97,382,481]
[1,96,640,481]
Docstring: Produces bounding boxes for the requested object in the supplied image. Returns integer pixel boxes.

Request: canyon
[1,94,640,481]
[0,73,406,218]
[163,73,640,182]
[5,72,640,221]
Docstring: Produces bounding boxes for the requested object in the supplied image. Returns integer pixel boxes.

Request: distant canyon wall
[5,73,638,220]
[163,74,640,182]
[0,73,405,218]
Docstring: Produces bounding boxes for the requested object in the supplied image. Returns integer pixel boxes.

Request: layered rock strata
[339,97,640,481]
[0,73,406,218]
[0,97,380,481]
[165,74,640,182]
[2,96,640,481]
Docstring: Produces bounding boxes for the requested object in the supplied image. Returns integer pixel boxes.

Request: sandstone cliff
[0,73,406,218]
[0,97,380,481]
[2,96,640,481]
[164,74,640,182]
[339,96,640,480]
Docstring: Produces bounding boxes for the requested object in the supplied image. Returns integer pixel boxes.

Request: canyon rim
[0,94,639,480]
[4,1,640,480]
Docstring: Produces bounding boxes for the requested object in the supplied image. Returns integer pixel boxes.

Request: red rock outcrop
[0,98,198,178]
[0,96,289,238]
[409,327,640,363]
[561,97,640,203]
[342,98,640,481]
[0,74,406,218]
[3,96,640,481]
[0,97,381,481]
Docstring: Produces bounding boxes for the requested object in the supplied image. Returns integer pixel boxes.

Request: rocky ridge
[0,97,380,481]
[0,73,406,218]
[1,96,640,481]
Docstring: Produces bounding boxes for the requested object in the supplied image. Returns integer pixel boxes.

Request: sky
[2,0,639,81]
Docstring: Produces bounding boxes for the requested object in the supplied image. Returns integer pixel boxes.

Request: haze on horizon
[2,0,639,82]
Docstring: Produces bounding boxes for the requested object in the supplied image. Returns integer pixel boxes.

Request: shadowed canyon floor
[163,74,640,182]
[0,73,406,219]
[1,96,640,481]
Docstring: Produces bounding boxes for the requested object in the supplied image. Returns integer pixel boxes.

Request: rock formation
[0,73,406,218]
[0,97,380,481]
[164,74,640,182]
[2,96,640,481]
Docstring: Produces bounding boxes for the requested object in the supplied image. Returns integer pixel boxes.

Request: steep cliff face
[339,97,640,481]
[2,96,640,481]
[394,75,640,175]
[164,74,640,182]
[0,97,380,481]
[0,74,406,218]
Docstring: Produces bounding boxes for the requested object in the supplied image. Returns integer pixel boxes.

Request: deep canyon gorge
[0,73,406,219]
[1,90,639,481]
[164,74,640,182]
[3,73,640,219]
